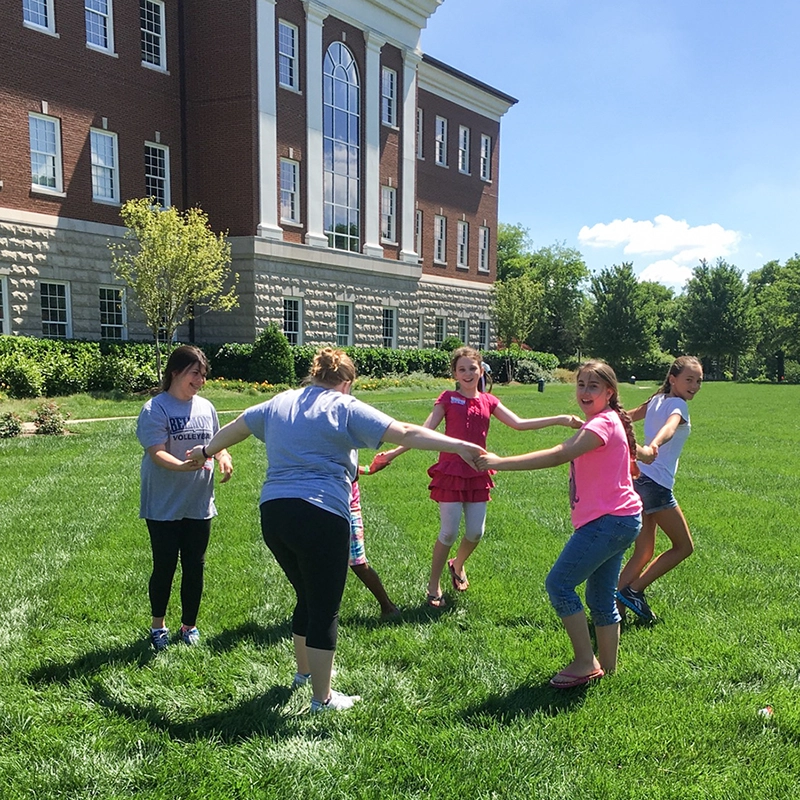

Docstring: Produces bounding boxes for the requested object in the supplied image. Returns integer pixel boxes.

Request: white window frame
[480,134,492,181]
[458,125,470,174]
[0,276,9,335]
[23,0,57,36]
[434,316,446,348]
[28,112,63,195]
[381,186,397,243]
[457,319,468,345]
[381,307,396,349]
[478,226,490,273]
[435,116,448,167]
[145,142,171,207]
[434,214,446,264]
[85,0,115,54]
[478,320,489,351]
[336,302,353,347]
[140,0,166,71]
[415,209,423,259]
[381,67,397,127]
[416,108,424,159]
[40,281,72,339]
[283,297,303,345]
[278,20,299,90]
[457,220,469,269]
[90,129,120,203]
[280,158,300,223]
[99,285,127,340]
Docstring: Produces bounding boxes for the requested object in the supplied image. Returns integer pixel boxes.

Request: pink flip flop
[549,668,604,689]
[448,559,469,591]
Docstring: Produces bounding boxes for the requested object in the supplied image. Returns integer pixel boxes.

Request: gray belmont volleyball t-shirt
[243,385,393,521]
[137,392,220,521]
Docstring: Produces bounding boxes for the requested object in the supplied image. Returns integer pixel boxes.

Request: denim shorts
[545,513,641,626]
[634,474,678,514]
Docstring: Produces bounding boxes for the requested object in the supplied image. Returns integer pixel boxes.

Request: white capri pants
[437,502,488,546]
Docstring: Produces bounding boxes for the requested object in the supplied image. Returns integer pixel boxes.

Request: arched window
[323,42,360,252]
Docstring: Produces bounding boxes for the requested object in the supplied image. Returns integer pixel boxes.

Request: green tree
[491,274,544,350]
[110,198,238,381]
[680,258,756,379]
[755,255,800,363]
[637,280,679,354]
[585,263,658,370]
[496,222,533,281]
[526,242,590,359]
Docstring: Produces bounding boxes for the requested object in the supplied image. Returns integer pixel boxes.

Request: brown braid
[577,360,639,476]
[655,355,702,397]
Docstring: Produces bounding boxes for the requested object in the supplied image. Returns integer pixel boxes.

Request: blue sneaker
[179,626,200,645]
[616,586,656,622]
[150,627,169,652]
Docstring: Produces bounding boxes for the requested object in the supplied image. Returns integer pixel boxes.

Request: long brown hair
[309,347,357,387]
[161,346,208,392]
[449,346,482,375]
[577,359,638,475]
[655,355,702,396]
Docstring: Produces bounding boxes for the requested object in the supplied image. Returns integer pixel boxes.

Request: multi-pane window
[381,67,397,126]
[336,302,353,347]
[434,316,446,348]
[41,282,70,339]
[415,209,423,258]
[280,158,300,223]
[480,134,492,181]
[458,319,468,345]
[99,286,126,339]
[478,320,489,351]
[145,143,170,207]
[457,220,469,268]
[416,108,423,158]
[0,277,7,335]
[283,298,302,345]
[458,125,470,173]
[23,0,55,33]
[380,186,396,242]
[323,43,360,252]
[86,0,113,52]
[478,226,490,272]
[29,113,62,193]
[434,215,446,263]
[278,20,298,90]
[382,308,396,349]
[140,0,166,70]
[434,116,448,166]
[90,130,119,202]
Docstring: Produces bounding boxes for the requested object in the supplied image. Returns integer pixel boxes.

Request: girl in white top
[616,356,703,622]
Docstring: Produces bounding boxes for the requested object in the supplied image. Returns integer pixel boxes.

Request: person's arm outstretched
[369,403,446,472]
[492,402,582,432]
[147,443,206,473]
[476,427,603,473]
[380,419,483,471]
[186,415,252,463]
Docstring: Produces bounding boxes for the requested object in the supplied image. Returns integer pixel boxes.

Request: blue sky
[420,0,800,290]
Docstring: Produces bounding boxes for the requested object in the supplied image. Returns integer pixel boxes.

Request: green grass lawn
[1,382,799,799]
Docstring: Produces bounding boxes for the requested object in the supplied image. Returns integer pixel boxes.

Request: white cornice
[421,273,493,293]
[418,60,516,122]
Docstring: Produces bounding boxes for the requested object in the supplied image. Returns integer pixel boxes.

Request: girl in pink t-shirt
[372,347,581,609]
[478,360,644,688]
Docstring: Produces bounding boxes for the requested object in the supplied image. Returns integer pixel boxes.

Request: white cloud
[638,259,694,290]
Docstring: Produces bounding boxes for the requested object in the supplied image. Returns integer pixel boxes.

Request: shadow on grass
[89,682,300,742]
[26,620,293,687]
[342,598,454,629]
[462,679,592,725]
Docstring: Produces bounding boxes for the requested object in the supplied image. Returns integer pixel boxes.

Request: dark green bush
[212,342,253,380]
[439,336,464,352]
[783,361,800,384]
[0,354,44,398]
[249,324,295,385]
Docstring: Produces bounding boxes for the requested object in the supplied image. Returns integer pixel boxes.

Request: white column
[362,31,385,258]
[303,1,328,247]
[400,48,421,262]
[255,0,283,240]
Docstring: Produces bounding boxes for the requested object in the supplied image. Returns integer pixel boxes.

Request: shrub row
[0,334,562,399]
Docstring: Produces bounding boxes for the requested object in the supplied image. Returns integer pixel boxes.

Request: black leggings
[260,498,350,651]
[146,518,211,627]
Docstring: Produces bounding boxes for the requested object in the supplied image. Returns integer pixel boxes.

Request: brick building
[0,0,516,347]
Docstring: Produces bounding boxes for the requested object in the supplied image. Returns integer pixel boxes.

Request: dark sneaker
[616,586,656,622]
[150,627,170,651]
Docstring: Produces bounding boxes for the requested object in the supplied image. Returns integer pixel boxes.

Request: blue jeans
[545,513,641,627]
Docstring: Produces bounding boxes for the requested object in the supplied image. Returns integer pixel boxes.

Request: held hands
[637,443,659,465]
[561,414,583,429]
[186,445,206,464]
[366,451,393,474]
[475,452,501,472]
[457,441,487,471]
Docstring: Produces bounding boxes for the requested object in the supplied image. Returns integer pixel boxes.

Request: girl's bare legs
[556,611,602,677]
[623,506,694,593]
[295,631,337,704]
[294,633,310,675]
[449,537,478,585]
[449,502,486,586]
[595,623,621,673]
[350,563,399,616]
[428,539,451,598]
[618,512,657,589]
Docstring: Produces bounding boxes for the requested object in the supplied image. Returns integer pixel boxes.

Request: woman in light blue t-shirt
[616,356,703,623]
[188,348,483,714]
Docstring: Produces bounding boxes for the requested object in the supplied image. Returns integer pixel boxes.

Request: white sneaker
[310,690,361,713]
